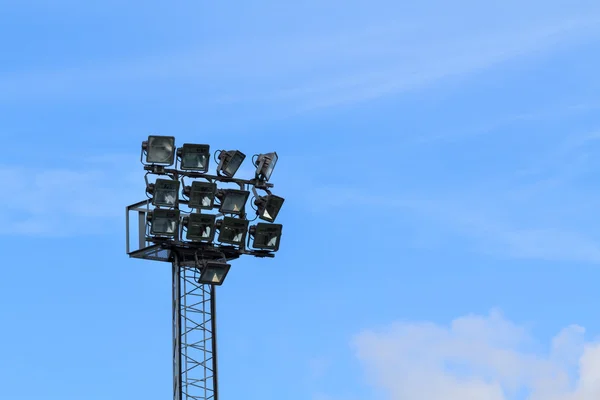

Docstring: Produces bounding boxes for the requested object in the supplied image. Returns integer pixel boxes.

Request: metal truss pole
[173,258,183,400]
[173,255,219,400]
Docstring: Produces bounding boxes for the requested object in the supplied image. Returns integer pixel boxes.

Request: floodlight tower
[126,136,285,400]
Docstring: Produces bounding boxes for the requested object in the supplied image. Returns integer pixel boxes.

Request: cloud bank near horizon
[353,310,600,400]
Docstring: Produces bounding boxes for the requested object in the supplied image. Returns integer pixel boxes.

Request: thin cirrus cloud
[1,3,600,111]
[305,128,600,264]
[0,154,141,236]
[352,310,600,400]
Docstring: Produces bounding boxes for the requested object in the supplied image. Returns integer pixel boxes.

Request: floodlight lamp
[218,189,250,215]
[217,217,249,246]
[185,181,217,210]
[147,178,180,207]
[183,213,216,242]
[255,194,284,222]
[149,209,180,236]
[177,143,210,172]
[217,150,246,177]
[250,223,282,252]
[142,135,176,165]
[197,260,231,286]
[255,152,278,182]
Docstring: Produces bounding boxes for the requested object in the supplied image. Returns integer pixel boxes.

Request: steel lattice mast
[173,257,219,400]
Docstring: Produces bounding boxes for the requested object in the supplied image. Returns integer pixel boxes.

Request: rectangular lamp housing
[253,223,282,252]
[258,195,284,222]
[152,178,180,207]
[256,152,278,181]
[186,213,216,242]
[189,181,217,210]
[218,217,249,245]
[180,143,210,172]
[146,135,175,165]
[150,209,180,236]
[219,189,250,215]
[219,150,246,177]
[198,261,231,285]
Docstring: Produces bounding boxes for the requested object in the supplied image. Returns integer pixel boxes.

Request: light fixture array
[141,135,284,256]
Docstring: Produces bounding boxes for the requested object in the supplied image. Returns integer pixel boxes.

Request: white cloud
[353,311,600,400]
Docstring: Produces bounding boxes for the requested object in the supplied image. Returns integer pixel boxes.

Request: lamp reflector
[255,152,278,181]
[150,179,180,207]
[219,190,250,215]
[218,217,249,245]
[145,135,175,165]
[179,144,210,172]
[198,261,231,285]
[257,195,284,222]
[185,213,216,242]
[150,209,180,236]
[188,181,217,210]
[252,223,282,252]
[218,150,246,177]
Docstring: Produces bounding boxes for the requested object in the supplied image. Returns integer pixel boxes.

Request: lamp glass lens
[153,218,177,234]
[186,214,215,241]
[147,136,175,164]
[151,209,179,235]
[183,153,207,170]
[181,145,210,171]
[218,218,248,244]
[220,228,244,243]
[254,224,282,250]
[200,266,227,284]
[220,191,249,214]
[260,195,284,222]
[153,179,179,207]
[263,153,278,181]
[189,182,216,209]
[224,151,245,177]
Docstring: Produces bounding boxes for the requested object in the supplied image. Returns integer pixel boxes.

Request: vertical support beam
[210,285,219,400]
[173,258,183,400]
[138,211,146,249]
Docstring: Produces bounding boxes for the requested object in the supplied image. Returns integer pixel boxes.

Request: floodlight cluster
[141,135,284,258]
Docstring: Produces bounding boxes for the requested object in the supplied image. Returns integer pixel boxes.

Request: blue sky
[2,1,600,399]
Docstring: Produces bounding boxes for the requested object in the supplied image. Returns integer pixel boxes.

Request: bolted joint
[146,183,156,195]
[144,164,166,174]
[254,196,266,208]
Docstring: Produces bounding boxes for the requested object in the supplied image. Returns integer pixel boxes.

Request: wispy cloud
[2,2,600,111]
[0,154,141,236]
[417,103,600,144]
[306,126,600,263]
